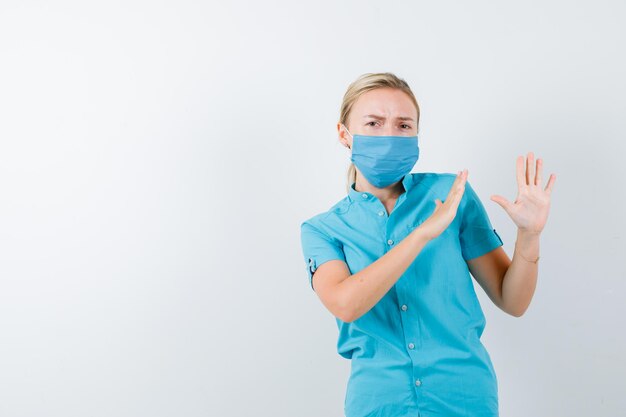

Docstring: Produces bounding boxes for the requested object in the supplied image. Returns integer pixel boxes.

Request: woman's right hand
[417,169,468,241]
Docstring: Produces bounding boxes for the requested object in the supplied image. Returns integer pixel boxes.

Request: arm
[314,227,431,323]
[312,170,469,322]
[466,228,540,317]
[469,152,555,317]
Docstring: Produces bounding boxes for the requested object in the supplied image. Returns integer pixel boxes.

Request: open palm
[490,152,556,235]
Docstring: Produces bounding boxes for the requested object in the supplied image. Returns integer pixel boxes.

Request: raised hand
[419,169,468,240]
[490,152,556,235]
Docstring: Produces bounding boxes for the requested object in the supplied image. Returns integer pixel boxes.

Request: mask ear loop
[341,123,352,150]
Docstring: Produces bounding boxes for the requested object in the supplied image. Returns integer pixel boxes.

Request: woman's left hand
[490,152,556,235]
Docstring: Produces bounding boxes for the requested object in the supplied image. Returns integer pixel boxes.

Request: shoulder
[300,196,351,234]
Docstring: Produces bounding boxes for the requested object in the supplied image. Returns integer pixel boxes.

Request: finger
[451,168,467,194]
[456,170,468,202]
[447,169,467,208]
[448,170,466,198]
[516,155,525,191]
[455,169,466,184]
[432,198,443,215]
[536,158,543,187]
[526,152,535,186]
[544,173,556,194]
[455,169,467,191]
[490,194,512,212]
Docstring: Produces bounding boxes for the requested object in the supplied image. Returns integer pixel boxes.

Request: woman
[300,72,556,417]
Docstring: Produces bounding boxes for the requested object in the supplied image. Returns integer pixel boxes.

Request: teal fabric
[300,172,504,417]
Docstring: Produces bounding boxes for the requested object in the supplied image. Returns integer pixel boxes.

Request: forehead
[351,87,417,118]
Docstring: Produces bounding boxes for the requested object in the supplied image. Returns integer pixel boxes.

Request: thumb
[490,194,512,212]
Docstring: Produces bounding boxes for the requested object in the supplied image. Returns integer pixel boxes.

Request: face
[338,87,418,149]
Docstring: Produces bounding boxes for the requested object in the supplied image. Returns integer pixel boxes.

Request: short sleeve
[459,180,504,261]
[300,221,346,291]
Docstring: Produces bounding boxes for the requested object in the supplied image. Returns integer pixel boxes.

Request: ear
[337,122,351,149]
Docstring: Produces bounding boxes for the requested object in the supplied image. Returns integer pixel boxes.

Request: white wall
[0,1,624,416]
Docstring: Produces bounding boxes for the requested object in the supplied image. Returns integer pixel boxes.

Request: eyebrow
[363,114,416,122]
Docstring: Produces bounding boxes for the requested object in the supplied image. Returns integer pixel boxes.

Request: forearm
[501,228,541,317]
[340,227,431,322]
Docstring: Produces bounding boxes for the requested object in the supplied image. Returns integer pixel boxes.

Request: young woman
[300,72,555,417]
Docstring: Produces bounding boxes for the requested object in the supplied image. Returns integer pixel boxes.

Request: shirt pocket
[404,219,462,292]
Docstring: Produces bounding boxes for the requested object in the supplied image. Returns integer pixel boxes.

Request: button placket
[397,291,422,391]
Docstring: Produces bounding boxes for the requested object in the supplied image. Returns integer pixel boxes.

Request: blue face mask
[343,124,420,188]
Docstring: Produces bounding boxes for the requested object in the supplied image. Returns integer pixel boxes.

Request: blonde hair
[339,72,420,193]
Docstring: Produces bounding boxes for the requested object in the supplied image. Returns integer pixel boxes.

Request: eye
[401,124,412,129]
[366,121,379,126]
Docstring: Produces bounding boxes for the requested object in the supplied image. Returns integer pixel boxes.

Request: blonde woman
[300,72,555,417]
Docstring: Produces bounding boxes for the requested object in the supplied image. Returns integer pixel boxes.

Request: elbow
[338,313,354,323]
[336,294,360,323]
[508,306,527,318]
[331,279,366,323]
[500,297,528,318]
[337,304,357,323]
[338,304,367,323]
[339,312,361,323]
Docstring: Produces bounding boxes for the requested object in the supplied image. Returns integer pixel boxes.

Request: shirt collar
[348,172,415,203]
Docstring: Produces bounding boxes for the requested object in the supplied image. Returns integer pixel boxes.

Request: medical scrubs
[300,172,504,417]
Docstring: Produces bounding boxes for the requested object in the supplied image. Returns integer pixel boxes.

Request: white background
[0,1,624,416]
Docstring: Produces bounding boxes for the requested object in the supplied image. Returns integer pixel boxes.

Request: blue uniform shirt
[300,172,504,417]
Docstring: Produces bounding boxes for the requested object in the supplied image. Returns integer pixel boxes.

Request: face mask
[342,124,420,188]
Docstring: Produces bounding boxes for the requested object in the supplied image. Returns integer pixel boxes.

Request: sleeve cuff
[307,255,345,291]
[462,228,504,261]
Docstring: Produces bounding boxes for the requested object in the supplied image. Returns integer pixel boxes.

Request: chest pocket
[403,220,463,292]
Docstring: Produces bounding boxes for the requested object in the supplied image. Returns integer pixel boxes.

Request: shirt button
[387,239,394,245]
[401,304,408,311]
[378,210,385,216]
[361,193,368,198]
[415,379,422,387]
[408,343,415,349]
